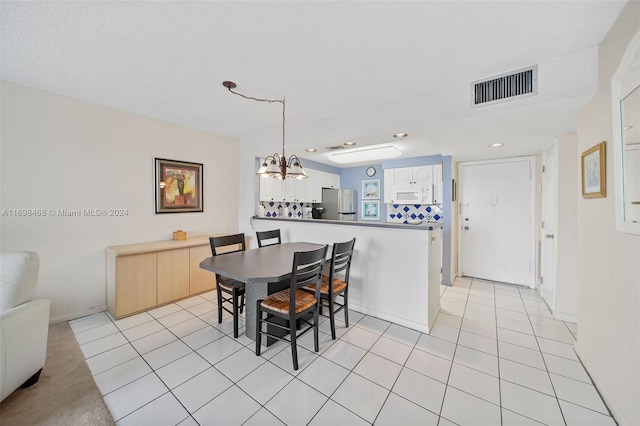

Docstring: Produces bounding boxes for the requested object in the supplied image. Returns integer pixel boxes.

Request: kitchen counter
[252,216,443,231]
[250,216,442,333]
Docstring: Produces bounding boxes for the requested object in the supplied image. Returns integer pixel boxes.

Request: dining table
[199,241,326,345]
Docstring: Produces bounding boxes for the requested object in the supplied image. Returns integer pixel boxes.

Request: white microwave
[394,186,433,204]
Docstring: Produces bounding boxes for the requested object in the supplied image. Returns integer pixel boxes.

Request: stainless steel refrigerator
[320,188,356,221]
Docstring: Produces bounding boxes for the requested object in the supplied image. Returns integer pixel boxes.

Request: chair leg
[328,295,336,340]
[290,318,299,370]
[314,307,320,352]
[255,301,262,356]
[343,288,349,327]
[239,294,245,314]
[217,286,223,324]
[232,290,239,338]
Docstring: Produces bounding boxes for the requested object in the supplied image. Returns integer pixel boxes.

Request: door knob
[545,234,554,239]
[464,226,469,230]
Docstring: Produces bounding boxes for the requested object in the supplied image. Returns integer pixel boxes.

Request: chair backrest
[256,229,281,248]
[209,234,246,257]
[289,245,328,313]
[329,238,356,284]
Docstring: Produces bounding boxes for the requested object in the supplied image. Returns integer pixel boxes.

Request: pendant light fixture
[222,81,307,180]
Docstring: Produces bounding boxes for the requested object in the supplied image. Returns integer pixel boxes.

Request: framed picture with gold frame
[581,141,606,199]
[155,158,204,213]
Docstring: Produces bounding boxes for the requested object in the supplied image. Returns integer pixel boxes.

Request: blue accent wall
[339,165,386,221]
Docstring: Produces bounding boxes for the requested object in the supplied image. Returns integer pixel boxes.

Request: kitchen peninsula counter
[252,216,442,230]
[251,216,442,333]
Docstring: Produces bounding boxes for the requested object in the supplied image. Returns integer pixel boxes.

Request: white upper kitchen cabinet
[432,163,444,204]
[304,169,322,203]
[318,170,340,189]
[384,169,395,203]
[259,168,334,203]
[393,165,433,188]
[383,164,443,205]
[259,176,286,202]
[285,178,306,202]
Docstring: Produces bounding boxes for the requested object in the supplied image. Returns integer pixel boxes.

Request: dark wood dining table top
[199,242,326,283]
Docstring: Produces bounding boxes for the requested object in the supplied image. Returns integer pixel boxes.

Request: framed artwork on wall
[581,141,606,199]
[362,179,380,199]
[362,200,380,220]
[155,158,203,213]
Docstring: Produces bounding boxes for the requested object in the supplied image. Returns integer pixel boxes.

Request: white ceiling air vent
[326,145,346,150]
[471,65,538,108]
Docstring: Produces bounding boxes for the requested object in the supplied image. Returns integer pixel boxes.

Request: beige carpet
[0,321,114,426]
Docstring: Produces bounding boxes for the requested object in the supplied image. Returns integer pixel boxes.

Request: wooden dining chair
[209,234,246,338]
[303,238,356,339]
[255,245,328,370]
[256,229,281,248]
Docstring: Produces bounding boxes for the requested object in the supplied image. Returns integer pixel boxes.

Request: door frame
[457,156,537,288]
[541,144,558,309]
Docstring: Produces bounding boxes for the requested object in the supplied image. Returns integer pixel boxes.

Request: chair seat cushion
[218,277,245,292]
[303,276,347,295]
[261,289,317,314]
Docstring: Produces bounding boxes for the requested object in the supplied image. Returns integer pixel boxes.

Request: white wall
[0,82,240,323]
[574,3,640,425]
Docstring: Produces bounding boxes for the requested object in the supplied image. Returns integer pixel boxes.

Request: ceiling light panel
[328,145,401,164]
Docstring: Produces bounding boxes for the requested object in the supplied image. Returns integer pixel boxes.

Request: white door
[459,158,535,287]
[541,145,558,308]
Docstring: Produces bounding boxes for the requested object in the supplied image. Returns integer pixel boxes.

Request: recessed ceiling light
[329,145,401,164]
[393,133,408,138]
[305,148,317,152]
[344,141,357,146]
[489,143,505,148]
[624,125,633,130]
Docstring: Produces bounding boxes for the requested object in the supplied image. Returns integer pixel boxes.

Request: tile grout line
[519,284,568,426]
[435,277,471,424]
[494,281,504,426]
[102,303,206,425]
[310,318,390,426]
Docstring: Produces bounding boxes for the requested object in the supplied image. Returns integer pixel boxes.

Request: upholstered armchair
[0,251,50,402]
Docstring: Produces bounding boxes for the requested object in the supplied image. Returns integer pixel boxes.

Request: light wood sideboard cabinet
[107,236,216,319]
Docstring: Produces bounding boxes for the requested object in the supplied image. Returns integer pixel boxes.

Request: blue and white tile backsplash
[259,201,443,223]
[387,204,443,223]
[260,201,311,218]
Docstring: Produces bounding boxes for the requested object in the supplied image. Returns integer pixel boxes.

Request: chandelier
[222,81,307,180]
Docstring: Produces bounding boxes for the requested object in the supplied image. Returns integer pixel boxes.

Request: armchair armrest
[0,299,50,401]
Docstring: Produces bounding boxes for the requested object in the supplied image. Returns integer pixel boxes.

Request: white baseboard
[49,304,107,325]
[349,303,431,334]
[552,311,577,323]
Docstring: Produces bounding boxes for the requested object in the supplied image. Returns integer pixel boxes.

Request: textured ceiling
[0,1,628,165]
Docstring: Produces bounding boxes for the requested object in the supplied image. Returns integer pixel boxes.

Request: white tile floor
[69,278,616,425]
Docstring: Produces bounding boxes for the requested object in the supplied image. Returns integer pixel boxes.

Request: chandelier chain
[225,87,286,159]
